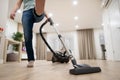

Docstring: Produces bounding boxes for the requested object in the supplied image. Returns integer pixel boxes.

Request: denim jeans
[22,8,45,61]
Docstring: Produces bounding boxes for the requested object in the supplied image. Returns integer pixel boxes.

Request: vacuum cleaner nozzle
[69,67,101,75]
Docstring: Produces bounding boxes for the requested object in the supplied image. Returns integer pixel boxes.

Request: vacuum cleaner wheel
[69,67,101,75]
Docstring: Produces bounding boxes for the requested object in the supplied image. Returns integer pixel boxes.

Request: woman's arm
[10,0,23,20]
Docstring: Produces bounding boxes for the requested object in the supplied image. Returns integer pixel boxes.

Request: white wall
[0,0,9,63]
[94,28,105,59]
[6,19,18,38]
[0,0,9,27]
[103,0,120,61]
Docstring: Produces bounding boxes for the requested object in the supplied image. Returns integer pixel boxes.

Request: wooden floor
[0,60,120,80]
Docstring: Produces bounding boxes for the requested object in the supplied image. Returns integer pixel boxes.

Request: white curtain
[36,33,47,60]
[77,29,96,59]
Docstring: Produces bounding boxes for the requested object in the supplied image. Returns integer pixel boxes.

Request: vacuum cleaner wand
[40,18,101,75]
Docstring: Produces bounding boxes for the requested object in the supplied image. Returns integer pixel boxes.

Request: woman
[10,0,48,67]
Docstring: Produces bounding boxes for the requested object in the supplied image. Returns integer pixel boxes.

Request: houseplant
[12,32,23,51]
[12,32,23,41]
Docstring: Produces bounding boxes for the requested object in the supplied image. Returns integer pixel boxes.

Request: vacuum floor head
[69,67,101,75]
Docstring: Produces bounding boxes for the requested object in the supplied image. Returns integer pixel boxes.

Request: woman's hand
[10,11,16,20]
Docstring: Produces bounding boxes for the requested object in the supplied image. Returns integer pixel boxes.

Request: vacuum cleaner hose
[39,19,57,56]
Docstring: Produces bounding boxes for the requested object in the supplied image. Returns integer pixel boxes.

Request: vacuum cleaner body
[39,18,101,75]
[52,51,70,63]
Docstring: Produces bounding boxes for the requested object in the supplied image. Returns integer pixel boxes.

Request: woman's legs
[35,0,46,15]
[22,9,35,62]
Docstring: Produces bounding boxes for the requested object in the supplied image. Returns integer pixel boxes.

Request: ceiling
[9,0,103,32]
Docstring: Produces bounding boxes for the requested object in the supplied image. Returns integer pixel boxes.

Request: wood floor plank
[0,60,120,80]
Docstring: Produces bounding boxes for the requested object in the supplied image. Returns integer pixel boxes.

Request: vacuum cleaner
[39,18,101,75]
